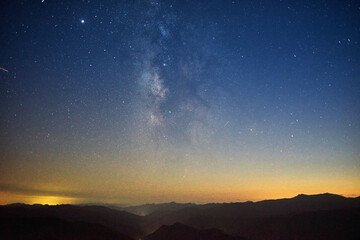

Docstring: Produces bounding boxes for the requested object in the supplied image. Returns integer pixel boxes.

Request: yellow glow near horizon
[28,195,76,205]
[0,150,359,205]
[1,182,359,206]
[0,192,77,205]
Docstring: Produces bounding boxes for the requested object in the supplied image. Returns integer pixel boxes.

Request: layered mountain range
[1,193,359,240]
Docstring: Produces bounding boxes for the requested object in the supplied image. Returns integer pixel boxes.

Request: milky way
[0,0,359,204]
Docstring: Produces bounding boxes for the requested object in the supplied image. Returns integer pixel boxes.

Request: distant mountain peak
[294,193,345,199]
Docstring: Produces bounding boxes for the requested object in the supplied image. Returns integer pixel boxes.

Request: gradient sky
[0,0,359,205]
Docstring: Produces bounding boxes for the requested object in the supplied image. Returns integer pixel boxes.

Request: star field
[0,0,359,204]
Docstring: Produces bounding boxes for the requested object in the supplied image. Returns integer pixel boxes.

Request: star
[80,19,85,24]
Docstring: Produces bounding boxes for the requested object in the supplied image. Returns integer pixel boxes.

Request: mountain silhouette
[0,216,133,240]
[0,204,144,239]
[1,193,359,239]
[246,207,360,240]
[143,193,360,236]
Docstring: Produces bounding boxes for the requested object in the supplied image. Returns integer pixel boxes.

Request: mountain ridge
[1,193,359,239]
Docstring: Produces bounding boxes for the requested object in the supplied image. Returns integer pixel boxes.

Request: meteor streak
[0,67,9,72]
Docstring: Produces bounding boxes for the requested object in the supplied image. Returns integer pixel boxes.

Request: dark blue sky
[0,0,359,204]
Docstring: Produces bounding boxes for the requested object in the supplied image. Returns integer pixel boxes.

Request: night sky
[0,0,359,205]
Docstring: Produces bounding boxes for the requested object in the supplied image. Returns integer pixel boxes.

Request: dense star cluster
[0,0,359,204]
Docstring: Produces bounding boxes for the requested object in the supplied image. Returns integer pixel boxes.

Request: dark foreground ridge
[1,193,359,240]
[0,216,132,240]
[144,222,246,240]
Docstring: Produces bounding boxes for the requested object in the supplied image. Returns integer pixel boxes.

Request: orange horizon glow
[1,184,359,206]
